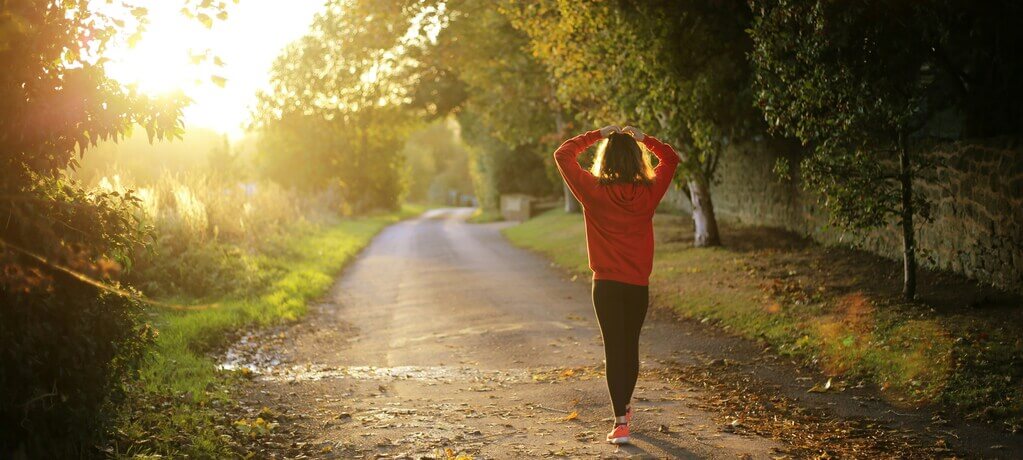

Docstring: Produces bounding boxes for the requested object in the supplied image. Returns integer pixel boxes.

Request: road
[228,208,1017,459]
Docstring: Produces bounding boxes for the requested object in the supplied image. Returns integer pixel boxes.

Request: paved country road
[226,208,1021,459]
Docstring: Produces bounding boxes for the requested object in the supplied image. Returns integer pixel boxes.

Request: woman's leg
[592,280,647,417]
[619,283,649,410]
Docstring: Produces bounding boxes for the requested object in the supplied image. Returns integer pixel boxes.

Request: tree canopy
[502,1,762,245]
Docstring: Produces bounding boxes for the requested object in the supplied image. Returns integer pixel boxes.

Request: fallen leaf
[807,378,833,393]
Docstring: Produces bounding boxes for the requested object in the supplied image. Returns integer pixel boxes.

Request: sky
[103,1,327,140]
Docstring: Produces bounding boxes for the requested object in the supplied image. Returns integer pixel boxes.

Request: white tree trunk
[687,173,721,247]
[564,183,581,213]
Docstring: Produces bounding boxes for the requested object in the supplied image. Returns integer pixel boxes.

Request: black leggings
[592,279,649,417]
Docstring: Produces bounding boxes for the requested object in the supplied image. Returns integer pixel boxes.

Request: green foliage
[253,0,424,214]
[750,0,926,230]
[0,1,228,455]
[457,110,559,209]
[74,128,243,184]
[431,1,560,145]
[503,1,760,175]
[1,267,156,457]
[401,119,474,204]
[750,0,1023,229]
[134,242,280,299]
[87,169,324,300]
[418,0,565,208]
[501,1,762,244]
[342,1,568,209]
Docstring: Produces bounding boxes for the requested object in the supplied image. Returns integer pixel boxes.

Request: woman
[553,125,680,444]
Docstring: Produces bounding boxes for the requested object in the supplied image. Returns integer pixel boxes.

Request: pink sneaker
[606,423,630,444]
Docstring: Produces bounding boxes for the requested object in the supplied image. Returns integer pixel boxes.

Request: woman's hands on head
[599,125,621,138]
[599,125,646,141]
[622,126,645,142]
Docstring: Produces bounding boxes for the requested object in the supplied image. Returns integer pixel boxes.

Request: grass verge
[108,205,422,457]
[466,207,503,223]
[503,209,1022,433]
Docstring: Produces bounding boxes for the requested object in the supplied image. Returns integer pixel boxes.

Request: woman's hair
[590,132,655,185]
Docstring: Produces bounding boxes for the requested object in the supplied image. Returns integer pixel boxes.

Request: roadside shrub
[0,179,156,457]
[0,287,154,458]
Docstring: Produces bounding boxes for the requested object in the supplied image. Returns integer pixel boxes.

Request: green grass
[504,209,1022,432]
[502,210,587,269]
[110,205,423,457]
[466,207,504,224]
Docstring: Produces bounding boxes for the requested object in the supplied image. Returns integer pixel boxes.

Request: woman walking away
[553,125,680,445]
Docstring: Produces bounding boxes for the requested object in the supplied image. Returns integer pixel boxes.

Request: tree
[402,119,474,204]
[308,1,587,212]
[0,0,225,455]
[747,0,1023,299]
[456,110,557,209]
[502,1,762,246]
[253,0,420,213]
[419,0,570,210]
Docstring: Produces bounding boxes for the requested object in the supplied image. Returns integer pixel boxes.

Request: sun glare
[100,0,325,139]
[103,4,207,96]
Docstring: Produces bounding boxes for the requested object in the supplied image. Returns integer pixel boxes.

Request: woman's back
[553,128,680,286]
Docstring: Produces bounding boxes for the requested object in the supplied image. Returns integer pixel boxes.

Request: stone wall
[664,139,1023,294]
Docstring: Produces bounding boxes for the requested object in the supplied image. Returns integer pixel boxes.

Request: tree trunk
[655,115,721,248]
[687,172,721,247]
[564,183,581,213]
[898,134,917,300]
[552,105,581,214]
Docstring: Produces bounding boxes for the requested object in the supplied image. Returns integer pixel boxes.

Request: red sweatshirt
[554,129,680,286]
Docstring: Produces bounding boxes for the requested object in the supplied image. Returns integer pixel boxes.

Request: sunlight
[108,26,197,94]
[101,0,325,139]
[360,68,380,84]
[102,3,206,95]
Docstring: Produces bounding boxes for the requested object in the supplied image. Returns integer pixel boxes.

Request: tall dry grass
[96,171,341,299]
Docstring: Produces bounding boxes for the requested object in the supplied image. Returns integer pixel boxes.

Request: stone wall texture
[663,139,1023,294]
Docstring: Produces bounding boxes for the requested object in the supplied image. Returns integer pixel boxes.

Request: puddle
[218,327,291,374]
[244,364,530,384]
[218,329,530,384]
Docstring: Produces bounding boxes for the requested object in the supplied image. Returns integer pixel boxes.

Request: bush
[0,179,156,457]
[0,287,154,457]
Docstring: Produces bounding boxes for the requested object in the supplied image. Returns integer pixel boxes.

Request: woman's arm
[644,135,681,205]
[623,126,681,205]
[553,126,619,206]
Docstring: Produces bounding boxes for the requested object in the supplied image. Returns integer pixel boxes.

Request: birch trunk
[687,172,721,247]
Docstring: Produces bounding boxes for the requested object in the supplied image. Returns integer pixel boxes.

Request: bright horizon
[102,1,326,140]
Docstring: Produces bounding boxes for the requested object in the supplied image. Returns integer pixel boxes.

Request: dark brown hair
[590,132,655,185]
